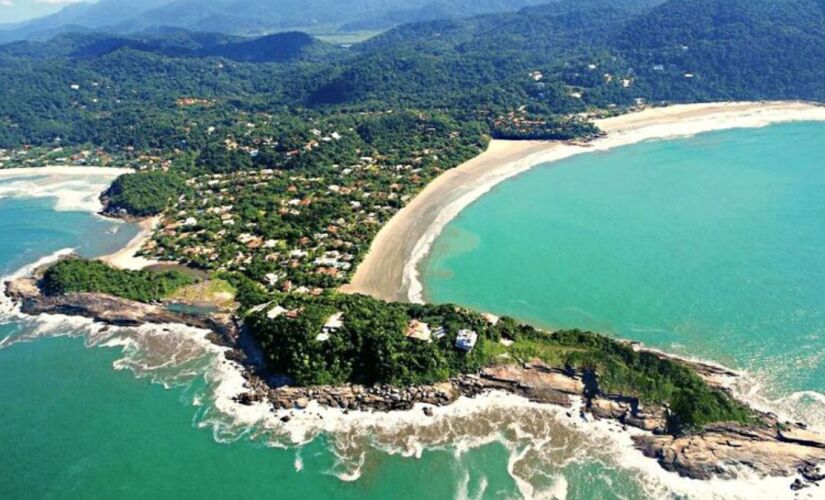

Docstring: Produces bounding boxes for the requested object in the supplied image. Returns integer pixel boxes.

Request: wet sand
[99,216,161,270]
[342,101,825,303]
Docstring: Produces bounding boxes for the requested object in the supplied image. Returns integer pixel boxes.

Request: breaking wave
[0,173,122,213]
[1,252,822,499]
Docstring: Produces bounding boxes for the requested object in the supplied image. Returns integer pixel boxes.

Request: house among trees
[267,305,288,319]
[455,329,478,351]
[318,312,344,341]
[405,320,432,342]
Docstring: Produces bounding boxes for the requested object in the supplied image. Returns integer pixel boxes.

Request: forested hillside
[0,0,553,43]
[2,0,823,151]
[620,0,825,100]
[12,0,824,424]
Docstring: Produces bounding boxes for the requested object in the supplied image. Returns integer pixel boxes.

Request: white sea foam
[0,174,122,212]
[1,283,814,500]
[4,250,818,498]
[0,248,76,320]
[732,374,825,433]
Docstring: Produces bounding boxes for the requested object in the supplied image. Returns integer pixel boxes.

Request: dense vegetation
[5,0,825,151]
[13,0,823,432]
[507,328,752,430]
[36,255,753,431]
[42,258,194,303]
[102,170,190,217]
[246,292,751,431]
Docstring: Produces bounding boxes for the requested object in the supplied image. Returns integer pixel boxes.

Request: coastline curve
[343,101,825,304]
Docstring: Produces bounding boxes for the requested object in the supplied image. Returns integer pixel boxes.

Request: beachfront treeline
[37,258,752,433]
[42,259,194,303]
[8,0,822,435]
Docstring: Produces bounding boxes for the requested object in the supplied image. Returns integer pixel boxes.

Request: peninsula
[5,102,825,490]
[4,0,825,494]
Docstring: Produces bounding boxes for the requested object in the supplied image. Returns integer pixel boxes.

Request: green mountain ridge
[1,0,823,150]
[0,0,553,43]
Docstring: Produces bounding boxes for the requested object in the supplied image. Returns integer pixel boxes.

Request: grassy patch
[503,329,753,431]
[167,278,237,308]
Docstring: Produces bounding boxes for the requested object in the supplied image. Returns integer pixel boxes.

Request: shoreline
[343,100,825,303]
[98,215,161,270]
[0,166,134,178]
[3,152,825,493]
[6,269,825,493]
[0,165,135,213]
[0,165,160,270]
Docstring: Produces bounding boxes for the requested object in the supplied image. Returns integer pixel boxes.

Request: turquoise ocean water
[423,121,825,428]
[5,122,823,500]
[0,182,650,498]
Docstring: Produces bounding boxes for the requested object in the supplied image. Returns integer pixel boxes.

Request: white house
[267,305,287,319]
[455,329,478,352]
[317,312,344,342]
[323,312,344,331]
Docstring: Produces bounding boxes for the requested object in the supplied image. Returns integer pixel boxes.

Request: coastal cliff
[5,275,825,491]
[242,360,825,489]
[4,277,238,345]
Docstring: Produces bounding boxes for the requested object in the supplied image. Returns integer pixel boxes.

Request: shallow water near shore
[423,121,825,430]
[0,179,670,498]
[3,144,819,499]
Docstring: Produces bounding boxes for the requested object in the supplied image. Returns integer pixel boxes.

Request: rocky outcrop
[258,380,461,413]
[634,422,825,488]
[233,357,825,489]
[7,276,825,489]
[240,360,668,432]
[5,277,237,344]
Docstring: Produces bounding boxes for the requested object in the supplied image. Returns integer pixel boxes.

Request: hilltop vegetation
[245,292,751,431]
[103,170,190,217]
[42,259,194,303]
[8,0,824,433]
[2,0,824,151]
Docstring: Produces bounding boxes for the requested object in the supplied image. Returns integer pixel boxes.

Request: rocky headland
[4,275,825,491]
[4,276,237,345]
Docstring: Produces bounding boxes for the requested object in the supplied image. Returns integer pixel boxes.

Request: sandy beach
[0,165,134,213]
[0,165,159,269]
[0,166,134,178]
[343,101,825,303]
[99,216,161,270]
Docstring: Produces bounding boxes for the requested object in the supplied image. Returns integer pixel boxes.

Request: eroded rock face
[5,278,237,343]
[8,277,825,487]
[482,363,584,394]
[778,427,825,449]
[634,423,825,481]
